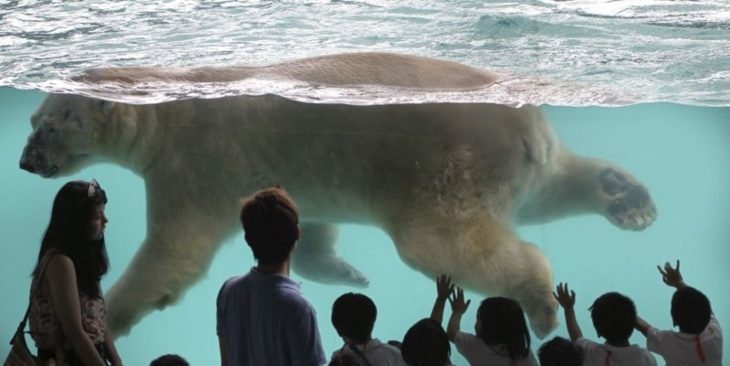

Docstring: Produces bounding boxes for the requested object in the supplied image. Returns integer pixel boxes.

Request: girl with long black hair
[28,180,123,366]
[436,276,537,366]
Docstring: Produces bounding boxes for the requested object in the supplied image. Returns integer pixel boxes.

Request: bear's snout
[19,143,58,177]
[19,157,36,173]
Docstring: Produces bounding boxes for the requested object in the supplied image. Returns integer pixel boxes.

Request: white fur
[21,52,656,338]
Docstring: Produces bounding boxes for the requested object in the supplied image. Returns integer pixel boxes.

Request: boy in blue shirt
[217,187,327,366]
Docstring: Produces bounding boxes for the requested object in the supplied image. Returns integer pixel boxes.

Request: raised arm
[46,255,107,366]
[658,260,686,289]
[635,315,651,336]
[637,259,691,336]
[430,275,454,325]
[553,282,583,341]
[446,287,471,341]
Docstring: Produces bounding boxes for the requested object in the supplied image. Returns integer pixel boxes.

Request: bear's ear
[98,99,116,117]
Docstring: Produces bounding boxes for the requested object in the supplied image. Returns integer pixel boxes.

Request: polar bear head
[20,94,118,178]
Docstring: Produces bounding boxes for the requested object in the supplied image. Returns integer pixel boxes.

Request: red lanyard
[603,350,612,366]
[695,335,707,363]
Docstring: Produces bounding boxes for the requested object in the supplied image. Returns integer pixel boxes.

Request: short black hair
[401,319,450,366]
[328,352,369,366]
[240,187,299,265]
[150,354,189,366]
[590,292,636,344]
[538,336,584,366]
[332,293,377,343]
[671,286,711,334]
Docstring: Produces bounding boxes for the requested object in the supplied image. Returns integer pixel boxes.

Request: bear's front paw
[600,169,656,230]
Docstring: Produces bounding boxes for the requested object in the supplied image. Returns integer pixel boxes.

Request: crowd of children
[321,259,722,366]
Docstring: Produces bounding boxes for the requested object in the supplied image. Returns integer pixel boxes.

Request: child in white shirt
[431,275,538,366]
[331,293,408,366]
[635,260,723,366]
[554,283,657,366]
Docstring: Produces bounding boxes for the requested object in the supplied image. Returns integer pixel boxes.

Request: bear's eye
[47,126,56,134]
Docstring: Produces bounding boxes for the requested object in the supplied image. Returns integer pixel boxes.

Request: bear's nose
[19,158,36,173]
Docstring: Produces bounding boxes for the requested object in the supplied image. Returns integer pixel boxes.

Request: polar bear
[19,52,656,338]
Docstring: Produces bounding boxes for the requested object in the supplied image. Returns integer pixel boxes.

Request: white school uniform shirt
[646,314,723,366]
[331,338,408,366]
[575,338,657,366]
[453,332,538,366]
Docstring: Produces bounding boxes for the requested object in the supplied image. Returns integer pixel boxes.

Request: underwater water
[1,88,728,365]
[1,1,730,365]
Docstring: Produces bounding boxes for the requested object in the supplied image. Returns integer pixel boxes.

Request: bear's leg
[105,195,237,336]
[389,214,557,338]
[291,223,369,287]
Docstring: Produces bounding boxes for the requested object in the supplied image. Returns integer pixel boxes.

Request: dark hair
[477,297,531,360]
[671,286,711,334]
[150,354,190,366]
[538,336,584,366]
[240,187,299,266]
[401,318,450,366]
[590,292,636,344]
[329,352,369,366]
[33,180,108,298]
[332,293,377,344]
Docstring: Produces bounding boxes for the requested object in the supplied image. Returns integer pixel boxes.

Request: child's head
[331,293,377,344]
[538,336,584,366]
[329,353,369,366]
[590,292,636,344]
[671,286,711,334]
[150,354,189,366]
[240,187,300,266]
[476,297,531,360]
[401,318,450,366]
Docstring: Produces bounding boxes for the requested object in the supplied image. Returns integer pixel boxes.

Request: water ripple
[1,0,729,106]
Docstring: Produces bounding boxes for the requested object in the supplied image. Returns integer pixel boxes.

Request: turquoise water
[1,87,728,365]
